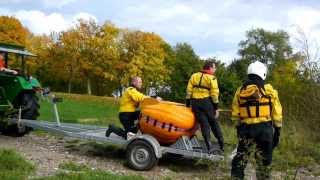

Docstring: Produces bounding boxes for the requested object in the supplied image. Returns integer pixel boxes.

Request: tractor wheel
[1,93,40,137]
[19,93,40,120]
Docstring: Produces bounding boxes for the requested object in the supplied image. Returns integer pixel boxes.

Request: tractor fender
[125,134,162,158]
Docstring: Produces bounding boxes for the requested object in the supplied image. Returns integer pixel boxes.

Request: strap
[198,73,204,87]
[268,96,272,116]
[239,102,270,107]
[193,73,210,90]
[193,85,210,90]
[256,102,259,117]
[246,104,252,118]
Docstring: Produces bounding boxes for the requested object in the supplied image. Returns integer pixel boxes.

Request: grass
[34,171,144,180]
[24,92,320,178]
[59,161,91,172]
[0,149,35,180]
[38,92,120,126]
[35,161,144,180]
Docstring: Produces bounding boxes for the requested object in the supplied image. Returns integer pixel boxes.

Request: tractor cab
[0,43,41,136]
[0,43,36,73]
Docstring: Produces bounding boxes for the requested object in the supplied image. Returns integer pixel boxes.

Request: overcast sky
[1,0,320,63]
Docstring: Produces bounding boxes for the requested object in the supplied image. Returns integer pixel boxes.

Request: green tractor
[0,43,41,136]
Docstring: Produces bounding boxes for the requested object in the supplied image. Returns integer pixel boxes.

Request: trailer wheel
[126,140,158,170]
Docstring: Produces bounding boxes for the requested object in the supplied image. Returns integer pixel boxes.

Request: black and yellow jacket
[186,72,219,103]
[231,84,283,127]
[119,87,147,112]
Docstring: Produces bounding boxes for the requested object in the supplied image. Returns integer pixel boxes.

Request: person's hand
[214,110,219,119]
[185,99,191,107]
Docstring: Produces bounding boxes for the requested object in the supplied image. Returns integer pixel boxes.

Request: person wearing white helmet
[230,61,283,180]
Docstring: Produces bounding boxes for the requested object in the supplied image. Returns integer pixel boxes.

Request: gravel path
[0,133,319,179]
[0,133,221,179]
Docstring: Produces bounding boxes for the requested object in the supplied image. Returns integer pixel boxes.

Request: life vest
[238,84,272,119]
[192,72,216,90]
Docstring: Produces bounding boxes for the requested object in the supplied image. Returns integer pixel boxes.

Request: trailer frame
[6,95,224,170]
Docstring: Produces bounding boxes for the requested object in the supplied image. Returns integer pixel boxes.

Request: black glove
[212,103,218,110]
[186,99,191,107]
[273,127,281,148]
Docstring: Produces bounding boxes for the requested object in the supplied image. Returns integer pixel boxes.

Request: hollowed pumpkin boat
[139,98,198,144]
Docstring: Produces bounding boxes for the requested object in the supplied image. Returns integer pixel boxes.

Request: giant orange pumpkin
[139,98,198,145]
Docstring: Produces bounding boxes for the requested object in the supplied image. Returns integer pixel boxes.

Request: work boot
[105,125,115,137]
[219,141,224,152]
[206,140,224,156]
[205,139,214,154]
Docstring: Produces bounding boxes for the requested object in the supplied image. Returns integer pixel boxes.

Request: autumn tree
[118,30,169,93]
[0,16,29,46]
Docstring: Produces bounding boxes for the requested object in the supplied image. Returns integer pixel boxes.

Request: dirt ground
[0,132,319,179]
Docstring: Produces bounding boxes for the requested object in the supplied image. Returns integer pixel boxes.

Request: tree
[228,58,251,82]
[293,28,320,82]
[165,43,202,101]
[0,16,29,46]
[238,28,293,65]
[25,33,56,84]
[118,30,169,92]
[212,59,242,106]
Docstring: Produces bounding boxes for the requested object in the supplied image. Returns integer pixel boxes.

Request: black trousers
[231,122,274,180]
[109,111,140,139]
[191,98,224,150]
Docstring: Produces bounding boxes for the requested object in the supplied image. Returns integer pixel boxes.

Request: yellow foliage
[0,16,28,46]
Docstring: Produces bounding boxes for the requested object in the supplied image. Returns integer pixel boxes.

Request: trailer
[7,96,224,170]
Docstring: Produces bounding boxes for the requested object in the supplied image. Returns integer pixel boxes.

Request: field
[0,92,319,179]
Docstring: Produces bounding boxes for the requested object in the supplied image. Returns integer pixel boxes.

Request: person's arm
[272,89,283,127]
[231,88,241,122]
[271,87,283,148]
[210,77,219,108]
[127,88,147,103]
[185,75,194,107]
[2,67,17,74]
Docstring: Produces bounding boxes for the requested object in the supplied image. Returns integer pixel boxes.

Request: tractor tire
[19,93,40,120]
[0,93,40,137]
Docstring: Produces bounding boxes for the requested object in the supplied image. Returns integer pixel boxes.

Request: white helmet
[247,61,267,80]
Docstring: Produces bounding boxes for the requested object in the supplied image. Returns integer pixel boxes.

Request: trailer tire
[126,139,158,170]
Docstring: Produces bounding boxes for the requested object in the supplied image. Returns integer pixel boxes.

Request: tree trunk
[68,80,72,93]
[87,77,92,95]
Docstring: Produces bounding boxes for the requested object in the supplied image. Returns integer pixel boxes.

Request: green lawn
[0,149,35,180]
[38,93,120,126]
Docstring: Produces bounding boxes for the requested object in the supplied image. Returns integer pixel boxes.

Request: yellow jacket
[231,84,283,127]
[119,87,147,112]
[186,72,219,103]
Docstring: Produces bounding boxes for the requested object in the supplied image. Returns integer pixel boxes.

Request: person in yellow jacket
[231,61,283,180]
[186,61,224,154]
[106,76,147,139]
